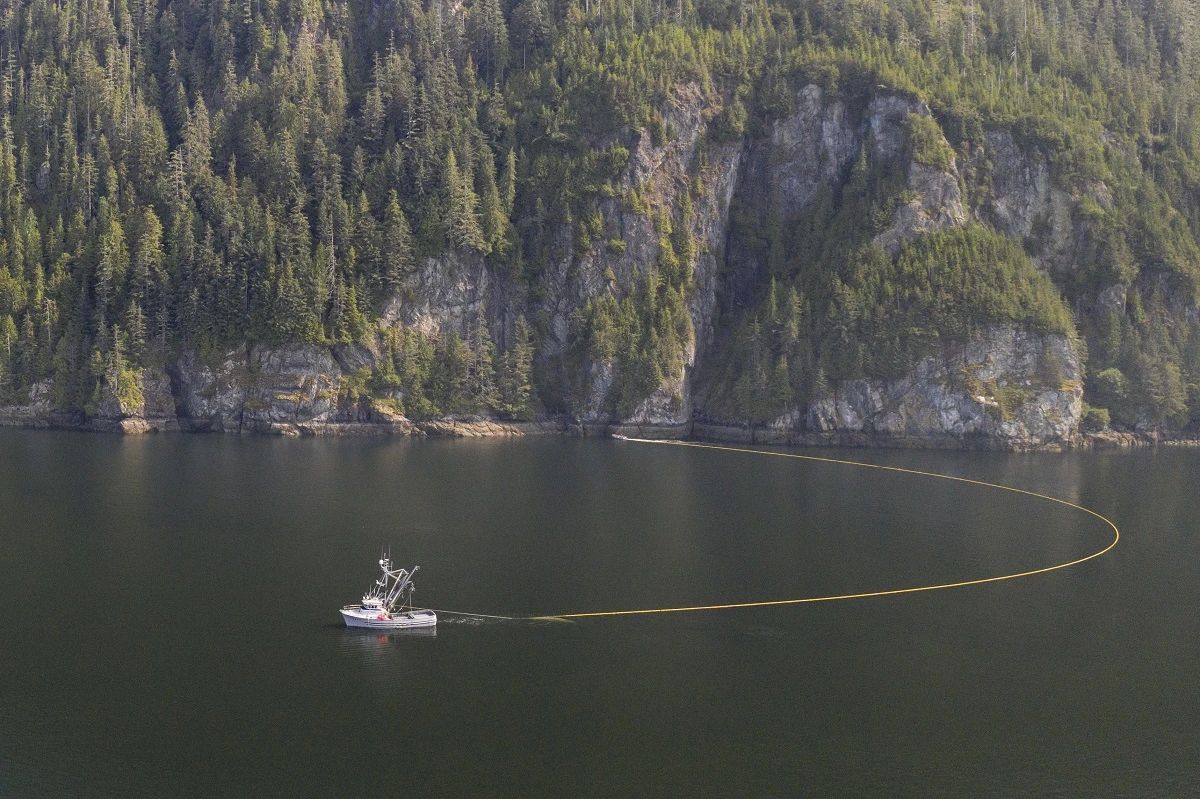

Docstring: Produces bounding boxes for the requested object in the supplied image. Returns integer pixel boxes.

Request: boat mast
[361,550,421,611]
[382,564,418,611]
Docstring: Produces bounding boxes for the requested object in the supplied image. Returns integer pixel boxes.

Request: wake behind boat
[340,555,437,630]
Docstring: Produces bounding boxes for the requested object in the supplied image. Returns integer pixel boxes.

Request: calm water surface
[0,430,1196,796]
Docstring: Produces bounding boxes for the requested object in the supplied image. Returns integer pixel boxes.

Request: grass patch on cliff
[906,114,955,171]
[961,365,1034,422]
[889,227,1074,336]
[990,384,1034,421]
[111,367,144,414]
[820,225,1075,369]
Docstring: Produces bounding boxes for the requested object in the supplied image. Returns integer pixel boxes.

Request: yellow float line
[530,438,1120,621]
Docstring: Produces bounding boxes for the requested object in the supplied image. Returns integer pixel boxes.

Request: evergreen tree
[467,306,498,408]
[468,0,510,84]
[476,149,508,255]
[500,149,517,216]
[511,0,549,69]
[499,315,536,418]
[380,191,414,297]
[0,314,17,393]
[432,330,473,413]
[445,150,486,253]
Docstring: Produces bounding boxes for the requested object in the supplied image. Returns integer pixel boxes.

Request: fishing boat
[340,555,437,630]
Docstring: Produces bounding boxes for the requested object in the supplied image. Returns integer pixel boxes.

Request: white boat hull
[340,606,437,629]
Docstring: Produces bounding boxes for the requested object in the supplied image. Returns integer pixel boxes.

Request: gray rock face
[977,127,1149,349]
[93,368,171,417]
[170,349,249,431]
[692,84,1084,449]
[142,370,177,419]
[801,326,1082,449]
[984,131,1073,267]
[765,84,859,217]
[873,162,967,254]
[250,345,342,426]
[688,126,744,375]
[736,84,966,258]
[381,250,490,337]
[869,98,967,252]
[984,131,1052,240]
[332,343,379,375]
[0,381,54,428]
[867,94,922,160]
[171,345,344,431]
[981,130,1095,278]
[622,372,688,431]
[532,82,743,427]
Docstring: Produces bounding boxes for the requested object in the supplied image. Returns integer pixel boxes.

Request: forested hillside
[1,0,1199,444]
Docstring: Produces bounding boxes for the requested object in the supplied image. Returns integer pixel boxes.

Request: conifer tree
[511,0,549,68]
[445,150,486,253]
[499,314,536,418]
[467,305,498,408]
[0,314,17,392]
[475,149,508,254]
[381,191,414,297]
[500,149,517,215]
[468,0,510,84]
[433,330,473,413]
[95,207,129,333]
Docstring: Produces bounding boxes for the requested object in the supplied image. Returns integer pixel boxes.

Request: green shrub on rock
[1081,405,1111,432]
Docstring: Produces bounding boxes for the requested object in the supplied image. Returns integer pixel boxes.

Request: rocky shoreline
[689,423,1197,451]
[0,401,1189,450]
[0,333,1182,449]
[0,405,564,439]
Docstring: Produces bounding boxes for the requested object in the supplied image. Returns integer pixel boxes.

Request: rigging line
[426,608,522,621]
[529,437,1120,621]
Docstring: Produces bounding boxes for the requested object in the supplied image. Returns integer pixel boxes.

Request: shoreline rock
[415,419,563,437]
[0,404,563,439]
[0,402,1192,450]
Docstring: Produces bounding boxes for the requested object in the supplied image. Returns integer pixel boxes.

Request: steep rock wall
[540,83,743,432]
[694,84,1084,449]
[0,83,1106,449]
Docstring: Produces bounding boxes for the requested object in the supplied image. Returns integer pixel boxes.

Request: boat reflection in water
[338,625,437,672]
[341,626,438,650]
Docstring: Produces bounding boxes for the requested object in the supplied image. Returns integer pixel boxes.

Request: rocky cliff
[0,343,554,437]
[807,327,1080,447]
[4,81,1189,451]
[688,84,1087,450]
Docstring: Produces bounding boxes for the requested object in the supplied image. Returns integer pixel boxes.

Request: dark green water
[0,430,1196,797]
